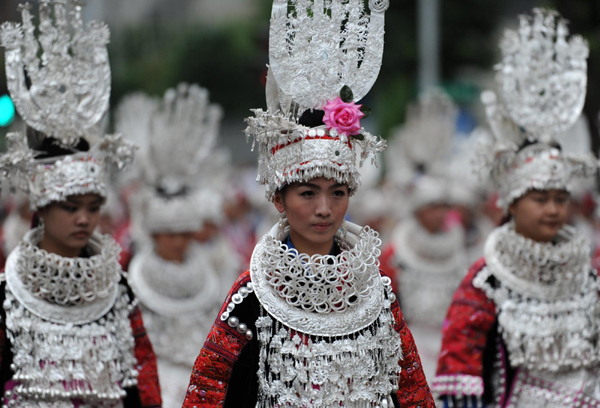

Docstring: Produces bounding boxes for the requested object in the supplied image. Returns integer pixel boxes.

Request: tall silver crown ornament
[431,10,600,407]
[116,83,225,241]
[0,2,142,407]
[240,1,424,407]
[472,8,597,213]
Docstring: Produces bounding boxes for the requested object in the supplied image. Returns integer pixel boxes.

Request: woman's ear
[36,207,46,220]
[273,192,285,214]
[508,202,516,218]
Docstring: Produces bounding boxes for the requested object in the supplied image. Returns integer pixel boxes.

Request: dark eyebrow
[66,197,104,205]
[297,182,320,189]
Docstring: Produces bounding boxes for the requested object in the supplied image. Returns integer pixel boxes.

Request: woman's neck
[288,230,334,257]
[38,236,81,258]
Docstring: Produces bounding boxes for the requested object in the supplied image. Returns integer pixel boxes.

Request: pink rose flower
[322,97,364,136]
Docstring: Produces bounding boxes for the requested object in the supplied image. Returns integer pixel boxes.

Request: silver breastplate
[3,285,138,408]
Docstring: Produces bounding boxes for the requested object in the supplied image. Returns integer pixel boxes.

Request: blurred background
[0,0,599,160]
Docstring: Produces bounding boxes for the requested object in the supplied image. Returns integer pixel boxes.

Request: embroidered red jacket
[182,271,435,408]
[431,258,497,399]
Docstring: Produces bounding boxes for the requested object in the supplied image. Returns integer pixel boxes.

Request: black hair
[298,109,325,128]
[517,137,562,152]
[27,127,90,160]
[155,185,188,199]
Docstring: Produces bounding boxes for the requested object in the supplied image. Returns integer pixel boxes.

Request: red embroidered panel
[435,258,497,380]
[390,294,436,408]
[379,244,399,293]
[182,272,253,408]
[130,306,162,407]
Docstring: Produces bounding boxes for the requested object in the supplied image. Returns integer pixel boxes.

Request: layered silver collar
[4,227,122,325]
[391,217,466,274]
[483,223,590,300]
[474,224,600,372]
[250,221,385,337]
[128,243,222,316]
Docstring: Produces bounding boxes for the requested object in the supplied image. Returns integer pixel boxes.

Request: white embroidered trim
[474,224,600,372]
[5,228,122,325]
[504,367,600,408]
[4,285,138,406]
[431,374,485,396]
[250,221,384,337]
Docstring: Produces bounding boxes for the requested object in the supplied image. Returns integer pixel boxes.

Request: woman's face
[194,222,219,243]
[153,231,193,263]
[509,189,570,243]
[38,194,104,257]
[414,203,449,234]
[273,177,349,256]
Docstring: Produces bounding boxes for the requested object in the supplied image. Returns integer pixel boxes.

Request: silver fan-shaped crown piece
[386,89,457,185]
[117,84,226,235]
[117,83,223,193]
[473,9,597,212]
[269,0,389,112]
[496,8,588,141]
[1,1,111,146]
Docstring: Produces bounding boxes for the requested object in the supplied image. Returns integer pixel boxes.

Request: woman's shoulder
[235,270,252,286]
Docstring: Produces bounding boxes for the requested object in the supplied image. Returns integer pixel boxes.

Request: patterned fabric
[183,272,253,407]
[391,294,436,407]
[379,244,399,292]
[129,306,162,407]
[183,271,435,408]
[432,258,497,396]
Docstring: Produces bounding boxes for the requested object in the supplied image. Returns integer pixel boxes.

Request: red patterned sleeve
[182,272,253,408]
[129,305,162,407]
[380,244,399,293]
[431,258,497,397]
[390,295,436,407]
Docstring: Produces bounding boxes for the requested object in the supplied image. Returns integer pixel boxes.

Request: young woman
[431,10,600,408]
[381,92,467,380]
[380,176,466,381]
[118,85,240,408]
[0,2,161,406]
[182,0,434,406]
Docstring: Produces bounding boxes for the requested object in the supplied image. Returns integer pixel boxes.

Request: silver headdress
[246,0,389,201]
[116,83,225,234]
[385,89,457,210]
[474,9,597,211]
[0,1,135,211]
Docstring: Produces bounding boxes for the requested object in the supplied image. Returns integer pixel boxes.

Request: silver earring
[278,212,288,240]
[38,217,45,231]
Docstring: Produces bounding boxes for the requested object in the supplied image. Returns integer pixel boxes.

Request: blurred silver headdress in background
[474,8,597,211]
[386,89,458,211]
[116,83,227,234]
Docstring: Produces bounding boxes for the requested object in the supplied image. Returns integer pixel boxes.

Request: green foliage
[372,0,509,138]
[340,85,354,103]
[360,105,372,119]
[108,20,265,119]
